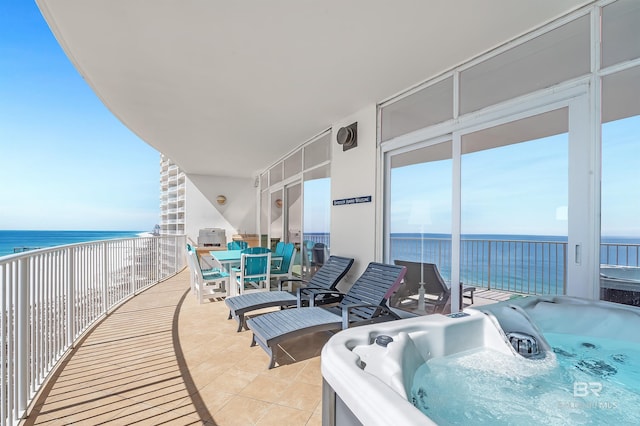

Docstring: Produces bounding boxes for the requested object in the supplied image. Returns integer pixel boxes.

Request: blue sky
[390,134,569,236]
[0,2,160,231]
[303,178,331,233]
[390,116,639,237]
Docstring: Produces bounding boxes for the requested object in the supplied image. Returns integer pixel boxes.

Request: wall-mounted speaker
[336,122,357,152]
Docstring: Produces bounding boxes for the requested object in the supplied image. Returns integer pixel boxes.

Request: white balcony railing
[391,236,568,294]
[0,235,186,425]
[390,236,640,296]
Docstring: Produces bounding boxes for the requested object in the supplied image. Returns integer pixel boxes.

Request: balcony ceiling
[37,0,589,178]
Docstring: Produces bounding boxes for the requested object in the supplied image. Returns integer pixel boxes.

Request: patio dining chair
[270,243,297,290]
[270,241,286,270]
[228,240,249,250]
[186,244,223,293]
[234,247,271,295]
[274,241,286,256]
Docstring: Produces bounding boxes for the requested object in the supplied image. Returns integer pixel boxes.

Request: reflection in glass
[600,67,640,306]
[388,142,453,281]
[303,165,330,279]
[461,109,568,295]
[286,183,302,276]
[270,189,283,251]
[260,190,268,247]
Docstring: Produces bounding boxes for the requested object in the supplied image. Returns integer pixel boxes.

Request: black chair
[392,260,475,313]
[311,242,326,272]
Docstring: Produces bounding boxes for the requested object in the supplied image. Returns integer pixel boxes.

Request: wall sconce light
[336,122,357,151]
[275,198,283,208]
[216,195,227,205]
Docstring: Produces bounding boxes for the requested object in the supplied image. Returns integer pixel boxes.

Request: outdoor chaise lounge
[392,260,476,313]
[246,262,406,368]
[225,255,354,332]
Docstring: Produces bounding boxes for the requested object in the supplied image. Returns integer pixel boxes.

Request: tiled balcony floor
[23,270,328,425]
[22,270,507,426]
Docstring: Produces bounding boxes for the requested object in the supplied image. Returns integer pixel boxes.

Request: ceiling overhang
[37,0,590,177]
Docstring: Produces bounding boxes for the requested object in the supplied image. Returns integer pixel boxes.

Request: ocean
[305,232,640,295]
[3,230,638,295]
[393,233,640,295]
[0,230,144,258]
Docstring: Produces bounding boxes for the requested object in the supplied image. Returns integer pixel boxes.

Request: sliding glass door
[384,92,593,311]
[600,65,640,306]
[459,108,569,296]
[302,165,331,279]
[386,139,453,278]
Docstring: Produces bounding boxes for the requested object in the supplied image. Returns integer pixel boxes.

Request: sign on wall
[332,196,372,206]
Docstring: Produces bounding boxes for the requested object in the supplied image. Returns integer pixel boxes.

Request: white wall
[330,104,378,285]
[186,174,257,245]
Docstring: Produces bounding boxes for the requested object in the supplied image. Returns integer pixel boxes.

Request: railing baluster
[1,263,5,426]
[17,258,28,418]
[0,235,186,425]
[487,241,492,290]
[67,248,74,348]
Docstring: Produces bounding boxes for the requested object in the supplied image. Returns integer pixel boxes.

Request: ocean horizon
[0,230,145,257]
[306,232,640,295]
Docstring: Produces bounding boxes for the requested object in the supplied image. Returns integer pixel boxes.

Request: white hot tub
[321,296,640,425]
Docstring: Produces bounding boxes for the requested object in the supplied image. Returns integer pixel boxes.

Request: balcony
[0,236,337,425]
[22,270,327,425]
[0,236,530,425]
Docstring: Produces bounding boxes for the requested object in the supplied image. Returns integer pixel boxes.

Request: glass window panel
[461,109,568,295]
[460,16,590,114]
[602,0,640,68]
[600,67,640,306]
[304,133,331,169]
[260,172,268,190]
[286,183,303,276]
[284,150,302,179]
[304,163,330,181]
[388,141,453,314]
[381,77,453,142]
[269,163,283,186]
[260,190,269,247]
[602,65,640,124]
[270,189,284,250]
[286,183,302,244]
[303,165,330,279]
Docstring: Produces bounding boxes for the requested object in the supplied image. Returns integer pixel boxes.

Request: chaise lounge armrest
[277,277,308,291]
[295,288,345,308]
[460,282,476,304]
[340,303,397,330]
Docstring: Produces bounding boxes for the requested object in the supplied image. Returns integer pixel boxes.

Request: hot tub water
[411,333,640,425]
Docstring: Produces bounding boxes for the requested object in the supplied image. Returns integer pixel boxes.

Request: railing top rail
[0,234,187,264]
[390,235,569,244]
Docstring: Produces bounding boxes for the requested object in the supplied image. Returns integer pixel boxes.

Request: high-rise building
[159,155,186,236]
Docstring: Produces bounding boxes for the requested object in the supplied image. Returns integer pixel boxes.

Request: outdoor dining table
[210,249,283,296]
